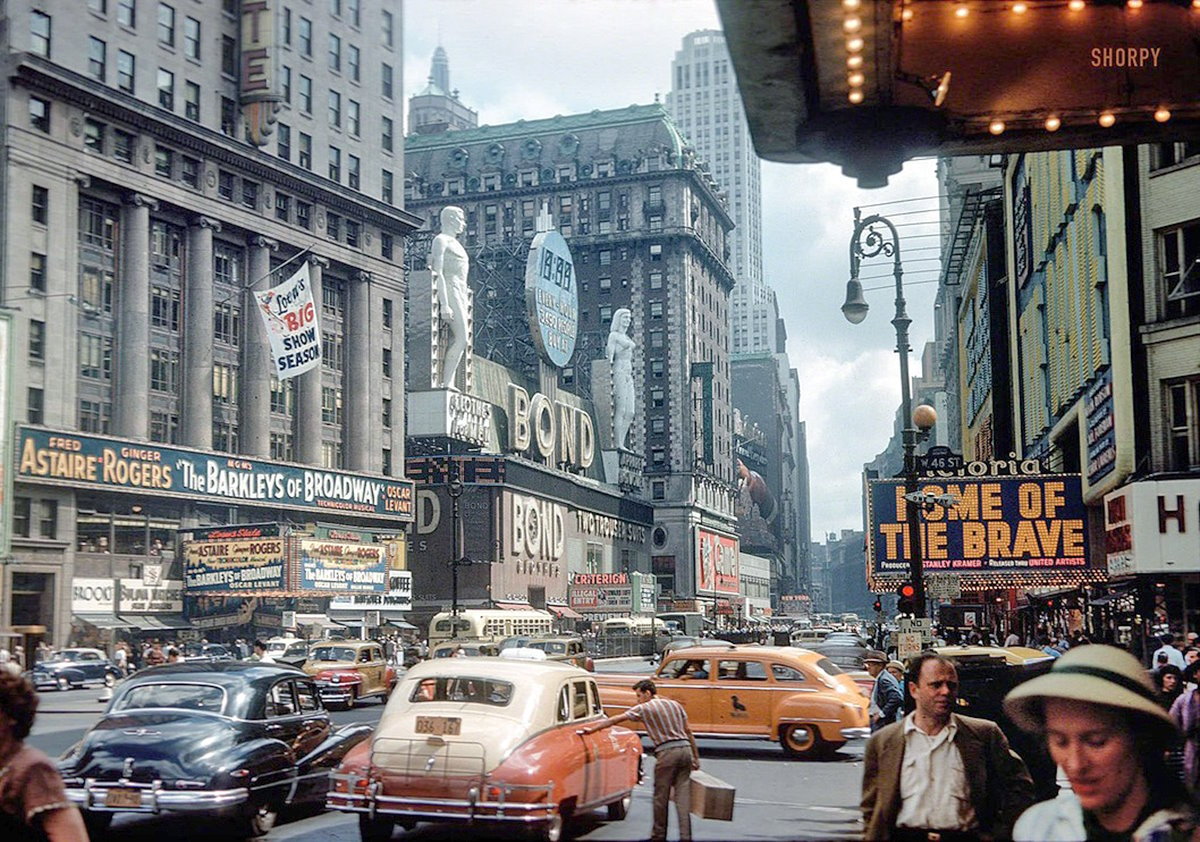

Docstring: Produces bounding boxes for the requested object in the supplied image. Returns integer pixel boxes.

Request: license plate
[105,788,142,808]
[415,716,461,736]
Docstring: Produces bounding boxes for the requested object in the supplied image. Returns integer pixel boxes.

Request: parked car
[328,658,643,842]
[180,642,235,663]
[28,648,122,691]
[789,627,835,646]
[264,636,310,667]
[499,634,593,670]
[302,640,395,709]
[429,638,501,658]
[595,644,870,758]
[58,661,372,839]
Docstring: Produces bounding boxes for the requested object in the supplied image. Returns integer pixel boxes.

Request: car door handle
[266,724,284,732]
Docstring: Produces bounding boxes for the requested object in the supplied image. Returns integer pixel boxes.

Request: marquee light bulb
[842,0,861,8]
[1068,0,1085,8]
[955,4,969,17]
[1044,115,1061,132]
[848,71,865,87]
[902,7,914,19]
[847,54,863,69]
[849,90,865,104]
[843,16,862,31]
[1098,111,1116,127]
[988,120,1006,135]
[1154,108,1171,122]
[1127,0,1142,7]
[1012,2,1027,12]
[847,36,864,52]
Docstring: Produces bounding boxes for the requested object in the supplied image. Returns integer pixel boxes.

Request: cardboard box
[689,770,735,820]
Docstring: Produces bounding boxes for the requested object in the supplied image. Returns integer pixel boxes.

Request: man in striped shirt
[580,678,699,842]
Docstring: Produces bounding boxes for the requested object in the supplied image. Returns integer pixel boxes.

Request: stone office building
[404,101,742,616]
[1,0,420,644]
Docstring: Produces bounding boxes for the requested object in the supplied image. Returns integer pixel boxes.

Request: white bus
[428,608,554,645]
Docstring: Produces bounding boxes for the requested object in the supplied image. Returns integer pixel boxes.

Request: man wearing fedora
[861,652,1034,841]
[863,650,903,733]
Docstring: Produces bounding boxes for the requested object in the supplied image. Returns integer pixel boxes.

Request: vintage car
[499,634,594,670]
[328,658,642,842]
[28,648,122,691]
[181,642,235,663]
[429,638,501,658]
[264,636,311,667]
[58,662,372,839]
[595,644,870,758]
[302,640,395,709]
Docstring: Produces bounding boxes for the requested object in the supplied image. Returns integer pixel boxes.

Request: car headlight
[330,675,340,683]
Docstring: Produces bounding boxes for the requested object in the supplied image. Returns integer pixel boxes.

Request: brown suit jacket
[860,713,1034,841]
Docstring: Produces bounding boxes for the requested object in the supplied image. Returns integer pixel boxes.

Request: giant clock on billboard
[525,228,578,368]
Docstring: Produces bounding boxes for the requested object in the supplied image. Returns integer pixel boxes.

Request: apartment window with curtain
[157,68,174,110]
[88,37,106,81]
[117,50,135,93]
[157,3,175,46]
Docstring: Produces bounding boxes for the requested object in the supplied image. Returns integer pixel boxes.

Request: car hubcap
[787,726,813,751]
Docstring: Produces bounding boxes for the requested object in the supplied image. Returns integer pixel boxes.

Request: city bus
[428,608,554,645]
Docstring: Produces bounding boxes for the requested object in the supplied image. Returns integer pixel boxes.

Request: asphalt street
[29,668,866,842]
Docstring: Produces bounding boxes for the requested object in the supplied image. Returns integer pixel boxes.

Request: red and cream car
[328,658,642,842]
[301,641,395,710]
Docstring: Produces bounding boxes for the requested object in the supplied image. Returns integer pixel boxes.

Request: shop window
[10,572,54,637]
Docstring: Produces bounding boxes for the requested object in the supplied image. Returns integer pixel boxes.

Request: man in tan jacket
[861,653,1034,841]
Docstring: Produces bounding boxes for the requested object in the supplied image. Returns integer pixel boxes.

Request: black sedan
[28,647,122,691]
[58,662,372,839]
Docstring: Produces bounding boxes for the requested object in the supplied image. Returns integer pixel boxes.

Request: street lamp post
[447,471,465,622]
[841,209,936,620]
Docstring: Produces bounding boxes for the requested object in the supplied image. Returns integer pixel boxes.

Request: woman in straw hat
[1003,644,1199,841]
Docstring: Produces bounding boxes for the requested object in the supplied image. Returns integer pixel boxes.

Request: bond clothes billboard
[16,426,415,521]
[696,527,739,596]
[298,539,388,594]
[866,475,1093,583]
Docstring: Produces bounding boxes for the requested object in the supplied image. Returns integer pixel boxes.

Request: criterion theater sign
[866,474,1095,586]
[17,427,415,521]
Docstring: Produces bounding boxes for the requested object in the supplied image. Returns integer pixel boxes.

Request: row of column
[110,192,378,472]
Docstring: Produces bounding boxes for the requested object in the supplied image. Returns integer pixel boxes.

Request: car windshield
[113,683,226,714]
[529,641,566,654]
[310,646,357,662]
[409,676,514,706]
[48,651,83,662]
[499,637,530,651]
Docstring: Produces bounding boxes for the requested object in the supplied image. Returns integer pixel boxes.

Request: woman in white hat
[1003,644,1198,841]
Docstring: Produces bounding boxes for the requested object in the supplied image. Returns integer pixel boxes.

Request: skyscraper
[666,29,767,353]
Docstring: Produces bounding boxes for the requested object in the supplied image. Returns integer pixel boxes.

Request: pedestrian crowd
[860,632,1200,842]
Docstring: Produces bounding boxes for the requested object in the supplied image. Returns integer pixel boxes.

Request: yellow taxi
[594,644,869,758]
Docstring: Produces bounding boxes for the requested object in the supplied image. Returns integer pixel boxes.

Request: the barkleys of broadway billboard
[866,475,1100,587]
[183,534,391,596]
[16,427,415,521]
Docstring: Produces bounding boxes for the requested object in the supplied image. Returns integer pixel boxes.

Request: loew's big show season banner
[255,263,322,379]
[16,427,414,521]
[867,475,1090,578]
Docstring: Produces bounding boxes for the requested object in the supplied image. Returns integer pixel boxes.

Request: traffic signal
[896,582,917,616]
[873,597,883,613]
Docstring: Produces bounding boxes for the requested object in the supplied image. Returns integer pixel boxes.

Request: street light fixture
[842,208,938,619]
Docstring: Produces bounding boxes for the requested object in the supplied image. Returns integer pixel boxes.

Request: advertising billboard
[329,570,413,612]
[866,476,1091,581]
[298,539,388,594]
[183,537,288,594]
[525,226,578,368]
[696,527,739,596]
[1105,479,1200,577]
[16,426,415,521]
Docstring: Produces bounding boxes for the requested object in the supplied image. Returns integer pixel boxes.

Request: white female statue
[607,308,636,450]
[430,206,470,390]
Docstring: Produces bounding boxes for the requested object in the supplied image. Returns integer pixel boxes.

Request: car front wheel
[607,792,632,820]
[56,676,71,692]
[104,673,117,687]
[541,812,564,842]
[779,723,823,758]
[237,800,279,838]
[358,814,395,842]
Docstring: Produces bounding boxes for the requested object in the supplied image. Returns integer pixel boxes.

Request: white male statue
[607,308,635,450]
[430,206,470,390]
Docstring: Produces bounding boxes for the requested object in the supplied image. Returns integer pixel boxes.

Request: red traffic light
[873,598,883,613]
[897,583,916,600]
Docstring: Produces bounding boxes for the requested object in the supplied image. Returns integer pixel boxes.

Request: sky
[404,0,945,542]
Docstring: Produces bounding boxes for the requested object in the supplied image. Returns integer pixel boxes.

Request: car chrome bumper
[840,727,872,740]
[316,683,357,703]
[66,780,249,814]
[328,775,555,825]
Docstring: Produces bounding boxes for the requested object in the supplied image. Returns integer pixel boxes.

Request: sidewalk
[37,688,113,715]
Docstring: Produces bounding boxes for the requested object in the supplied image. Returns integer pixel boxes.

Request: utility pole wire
[216,242,318,306]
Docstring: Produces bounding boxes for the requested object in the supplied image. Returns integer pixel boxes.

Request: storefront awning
[549,605,583,620]
[73,613,134,630]
[493,601,534,611]
[383,619,418,630]
[120,614,191,631]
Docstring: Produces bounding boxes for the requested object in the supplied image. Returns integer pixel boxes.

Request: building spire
[431,44,450,95]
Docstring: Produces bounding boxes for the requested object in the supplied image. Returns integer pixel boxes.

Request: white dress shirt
[895,712,978,831]
[1154,645,1186,669]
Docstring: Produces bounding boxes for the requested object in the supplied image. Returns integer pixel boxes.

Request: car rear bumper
[66,780,249,814]
[328,775,556,826]
[839,727,872,740]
